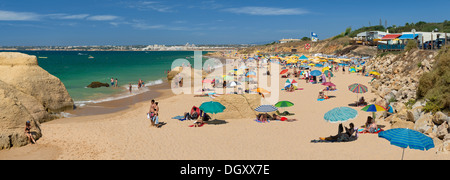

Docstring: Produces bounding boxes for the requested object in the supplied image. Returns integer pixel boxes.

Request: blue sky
[0,0,449,46]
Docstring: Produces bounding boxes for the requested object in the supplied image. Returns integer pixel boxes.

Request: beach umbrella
[310,70,322,76]
[199,101,226,114]
[202,79,213,83]
[361,104,387,119]
[324,70,334,78]
[252,88,271,94]
[223,75,234,81]
[361,104,386,112]
[255,105,278,112]
[274,101,294,108]
[246,71,256,76]
[324,107,358,123]
[322,82,336,87]
[280,69,289,74]
[378,128,434,160]
[229,81,241,87]
[348,83,368,94]
[369,71,380,76]
[322,67,330,72]
[308,63,315,66]
[348,83,368,105]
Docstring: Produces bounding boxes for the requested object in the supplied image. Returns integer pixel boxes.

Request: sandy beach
[0,62,447,160]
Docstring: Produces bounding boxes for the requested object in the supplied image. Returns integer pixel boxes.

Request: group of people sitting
[319,116,379,142]
[183,106,211,127]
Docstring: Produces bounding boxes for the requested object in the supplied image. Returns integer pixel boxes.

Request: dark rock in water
[87,81,109,88]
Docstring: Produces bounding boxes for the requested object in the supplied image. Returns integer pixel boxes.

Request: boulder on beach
[87,81,110,88]
[0,52,73,149]
[212,94,262,120]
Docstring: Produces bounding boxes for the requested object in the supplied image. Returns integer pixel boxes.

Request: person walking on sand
[25,121,36,144]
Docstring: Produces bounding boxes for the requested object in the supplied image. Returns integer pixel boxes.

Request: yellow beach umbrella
[370,71,380,76]
[322,67,330,72]
[252,88,271,94]
[308,63,315,66]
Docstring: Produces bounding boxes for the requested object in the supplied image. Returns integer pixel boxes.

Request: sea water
[12,51,211,107]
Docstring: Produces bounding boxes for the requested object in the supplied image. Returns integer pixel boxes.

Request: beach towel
[358,128,384,134]
[189,123,205,127]
[317,99,325,101]
[254,119,270,123]
[172,115,187,121]
[310,139,337,143]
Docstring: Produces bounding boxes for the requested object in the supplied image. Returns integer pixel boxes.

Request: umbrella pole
[401,148,405,160]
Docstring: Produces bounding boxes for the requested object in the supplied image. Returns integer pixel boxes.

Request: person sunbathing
[361,116,377,133]
[318,91,325,99]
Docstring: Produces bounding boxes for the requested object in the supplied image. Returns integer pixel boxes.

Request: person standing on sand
[148,99,156,127]
[152,102,160,127]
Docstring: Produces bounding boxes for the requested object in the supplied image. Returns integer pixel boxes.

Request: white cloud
[0,10,40,21]
[58,14,90,20]
[128,1,175,13]
[223,7,309,16]
[132,22,165,30]
[87,15,120,21]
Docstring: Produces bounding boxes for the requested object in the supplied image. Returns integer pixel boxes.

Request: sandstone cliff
[0,52,74,149]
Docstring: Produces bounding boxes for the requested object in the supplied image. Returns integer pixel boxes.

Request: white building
[278,38,301,44]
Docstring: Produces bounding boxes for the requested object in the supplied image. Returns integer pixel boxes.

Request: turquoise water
[11,51,210,104]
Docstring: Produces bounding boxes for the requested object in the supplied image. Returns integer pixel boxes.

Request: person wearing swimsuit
[25,121,36,144]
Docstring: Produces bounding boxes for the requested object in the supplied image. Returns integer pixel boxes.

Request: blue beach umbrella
[310,70,322,76]
[324,107,358,123]
[378,128,434,160]
[255,105,278,113]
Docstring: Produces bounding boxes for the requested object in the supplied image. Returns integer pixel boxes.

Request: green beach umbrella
[274,101,294,108]
[199,101,226,114]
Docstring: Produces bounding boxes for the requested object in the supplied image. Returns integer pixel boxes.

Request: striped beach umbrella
[348,83,368,93]
[378,128,434,160]
[324,107,358,123]
[361,104,387,119]
[255,105,278,113]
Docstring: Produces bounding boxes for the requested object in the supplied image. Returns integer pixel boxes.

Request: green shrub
[405,40,417,52]
[417,45,450,112]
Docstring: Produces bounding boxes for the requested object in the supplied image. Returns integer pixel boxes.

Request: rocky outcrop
[0,52,73,149]
[87,81,110,88]
[384,101,450,153]
[366,49,437,108]
[366,49,450,153]
[212,94,262,120]
[0,52,74,113]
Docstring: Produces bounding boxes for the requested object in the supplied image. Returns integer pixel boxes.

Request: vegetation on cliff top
[417,45,450,112]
